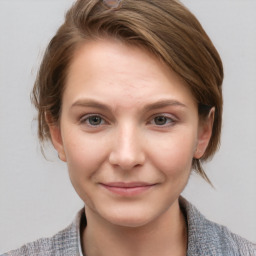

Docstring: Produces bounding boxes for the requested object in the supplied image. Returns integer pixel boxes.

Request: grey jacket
[2,197,256,256]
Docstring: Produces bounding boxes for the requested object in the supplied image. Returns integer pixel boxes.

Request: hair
[32,0,223,184]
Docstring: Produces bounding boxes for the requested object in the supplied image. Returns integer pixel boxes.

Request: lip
[99,182,156,196]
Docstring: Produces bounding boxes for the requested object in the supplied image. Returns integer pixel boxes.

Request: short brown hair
[32,0,223,183]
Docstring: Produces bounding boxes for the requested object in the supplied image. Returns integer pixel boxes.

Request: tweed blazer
[2,197,255,256]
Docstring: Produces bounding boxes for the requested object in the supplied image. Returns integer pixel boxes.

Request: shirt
[2,197,256,256]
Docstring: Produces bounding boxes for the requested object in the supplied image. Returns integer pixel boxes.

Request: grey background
[0,0,255,253]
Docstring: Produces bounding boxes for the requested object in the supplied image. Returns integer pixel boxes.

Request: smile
[99,182,156,196]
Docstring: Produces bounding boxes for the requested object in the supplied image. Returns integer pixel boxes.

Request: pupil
[89,116,101,125]
[155,116,167,125]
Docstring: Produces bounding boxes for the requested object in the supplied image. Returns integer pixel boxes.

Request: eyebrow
[71,99,187,112]
[71,99,111,111]
[142,99,187,112]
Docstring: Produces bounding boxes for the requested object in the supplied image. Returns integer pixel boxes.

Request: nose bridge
[109,122,145,170]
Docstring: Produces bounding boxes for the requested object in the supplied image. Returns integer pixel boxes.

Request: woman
[3,0,255,255]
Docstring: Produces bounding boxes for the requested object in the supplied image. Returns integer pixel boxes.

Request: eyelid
[79,113,108,126]
[78,112,178,127]
[148,113,177,126]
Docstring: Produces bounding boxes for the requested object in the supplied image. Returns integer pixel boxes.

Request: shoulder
[180,197,256,256]
[200,215,256,255]
[1,209,83,256]
[229,232,256,256]
[2,224,77,256]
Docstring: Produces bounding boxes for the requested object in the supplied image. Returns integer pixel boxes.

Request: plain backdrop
[0,0,255,253]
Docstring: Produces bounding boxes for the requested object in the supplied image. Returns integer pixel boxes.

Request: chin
[99,206,158,228]
[107,214,153,228]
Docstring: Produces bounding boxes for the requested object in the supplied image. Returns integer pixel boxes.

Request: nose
[108,125,145,170]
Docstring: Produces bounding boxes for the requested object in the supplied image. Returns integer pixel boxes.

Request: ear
[46,113,67,162]
[194,107,215,159]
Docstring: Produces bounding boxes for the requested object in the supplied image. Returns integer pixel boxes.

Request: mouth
[99,182,157,196]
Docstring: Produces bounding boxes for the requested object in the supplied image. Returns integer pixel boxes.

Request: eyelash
[79,113,176,128]
[148,114,176,127]
[80,114,107,127]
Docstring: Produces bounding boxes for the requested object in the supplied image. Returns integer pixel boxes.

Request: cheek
[147,129,197,176]
[62,130,111,204]
[62,130,110,179]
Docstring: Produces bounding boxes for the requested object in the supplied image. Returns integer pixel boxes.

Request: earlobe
[46,113,67,162]
[194,108,215,159]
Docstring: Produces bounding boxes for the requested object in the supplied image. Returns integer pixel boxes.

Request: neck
[82,199,187,256]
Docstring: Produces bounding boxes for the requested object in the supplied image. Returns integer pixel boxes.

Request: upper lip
[100,182,155,188]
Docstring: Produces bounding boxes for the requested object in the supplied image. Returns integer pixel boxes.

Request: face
[50,39,213,228]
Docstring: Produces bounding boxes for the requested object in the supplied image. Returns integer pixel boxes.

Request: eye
[154,116,168,125]
[80,115,106,127]
[150,115,175,126]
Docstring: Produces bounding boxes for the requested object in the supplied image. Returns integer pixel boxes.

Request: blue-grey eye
[154,116,169,125]
[88,116,102,126]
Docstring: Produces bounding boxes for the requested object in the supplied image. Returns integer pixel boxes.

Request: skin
[49,38,214,256]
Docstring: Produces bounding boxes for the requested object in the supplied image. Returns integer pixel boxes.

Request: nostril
[109,152,145,170]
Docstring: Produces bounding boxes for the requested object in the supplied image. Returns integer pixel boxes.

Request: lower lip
[100,184,154,196]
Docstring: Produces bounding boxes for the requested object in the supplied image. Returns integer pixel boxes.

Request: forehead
[64,39,197,110]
